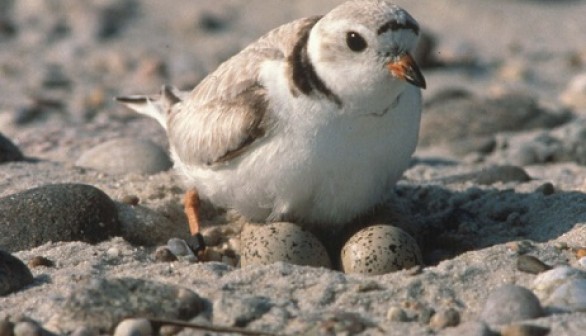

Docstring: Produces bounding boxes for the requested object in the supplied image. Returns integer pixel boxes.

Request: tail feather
[115,85,184,130]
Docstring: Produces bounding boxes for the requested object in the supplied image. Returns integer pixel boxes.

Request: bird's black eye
[346,31,367,52]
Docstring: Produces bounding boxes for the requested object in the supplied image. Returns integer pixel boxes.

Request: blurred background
[1,0,586,163]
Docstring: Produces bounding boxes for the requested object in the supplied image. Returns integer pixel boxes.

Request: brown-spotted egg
[240,222,332,268]
[341,225,422,275]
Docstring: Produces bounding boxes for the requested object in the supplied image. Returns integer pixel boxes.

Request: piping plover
[117,0,425,252]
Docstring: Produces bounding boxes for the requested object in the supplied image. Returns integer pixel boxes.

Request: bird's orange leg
[184,189,206,258]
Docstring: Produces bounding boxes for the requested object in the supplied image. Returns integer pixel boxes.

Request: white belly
[175,86,421,230]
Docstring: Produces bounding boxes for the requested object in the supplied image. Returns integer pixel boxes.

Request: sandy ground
[2,0,586,335]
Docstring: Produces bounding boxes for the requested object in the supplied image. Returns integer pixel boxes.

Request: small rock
[500,324,550,336]
[213,295,272,327]
[420,92,570,147]
[116,203,185,247]
[201,226,222,247]
[517,255,551,274]
[441,321,493,336]
[45,278,204,334]
[0,184,121,252]
[481,285,543,325]
[13,321,44,336]
[166,238,193,257]
[0,133,24,163]
[113,318,153,336]
[341,225,422,275]
[27,256,54,268]
[313,312,367,335]
[154,247,178,262]
[76,138,172,175]
[240,222,331,268]
[535,183,555,196]
[429,308,460,329]
[386,306,408,322]
[0,250,34,296]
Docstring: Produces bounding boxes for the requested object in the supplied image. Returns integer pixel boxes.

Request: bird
[116,0,425,255]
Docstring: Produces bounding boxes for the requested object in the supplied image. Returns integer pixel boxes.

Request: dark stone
[0,184,121,252]
[420,92,571,147]
[0,250,34,296]
[0,133,24,163]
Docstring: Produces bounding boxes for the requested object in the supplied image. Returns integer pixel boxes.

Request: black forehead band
[377,19,419,35]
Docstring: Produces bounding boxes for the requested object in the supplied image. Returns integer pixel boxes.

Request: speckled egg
[240,222,332,268]
[341,225,422,275]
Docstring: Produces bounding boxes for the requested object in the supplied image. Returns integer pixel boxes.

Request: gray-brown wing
[168,17,321,166]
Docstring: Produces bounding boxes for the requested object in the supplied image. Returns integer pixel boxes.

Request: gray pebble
[0,133,24,163]
[481,285,543,325]
[113,318,153,336]
[0,184,121,252]
[76,138,172,175]
[213,294,272,327]
[517,255,551,274]
[166,238,192,257]
[420,92,570,147]
[0,250,33,296]
[116,203,185,247]
[13,321,42,336]
[45,277,204,334]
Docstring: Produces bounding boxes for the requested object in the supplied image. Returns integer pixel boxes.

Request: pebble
[113,318,153,336]
[213,294,272,327]
[45,277,204,334]
[386,306,408,322]
[517,255,551,274]
[116,203,186,247]
[0,250,33,296]
[0,133,24,163]
[27,256,54,268]
[76,138,172,175]
[0,184,121,252]
[429,308,460,329]
[166,238,193,257]
[240,222,331,268]
[201,226,222,247]
[13,321,43,336]
[154,247,178,262]
[419,92,569,148]
[578,257,586,268]
[500,324,550,336]
[480,284,543,325]
[341,225,422,275]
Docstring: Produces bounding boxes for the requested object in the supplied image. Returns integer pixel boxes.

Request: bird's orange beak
[387,53,426,89]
